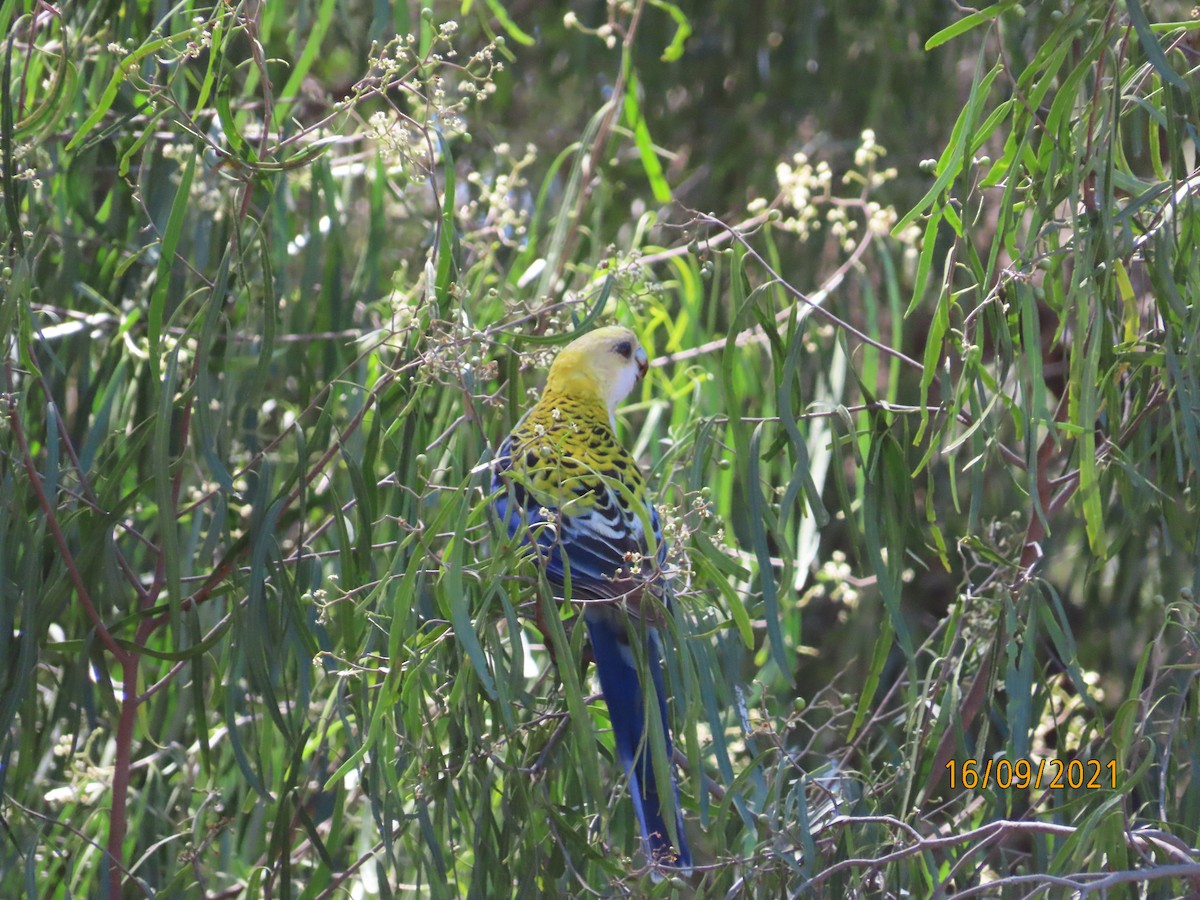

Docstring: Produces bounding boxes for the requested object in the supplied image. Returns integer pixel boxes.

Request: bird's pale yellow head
[544,325,649,418]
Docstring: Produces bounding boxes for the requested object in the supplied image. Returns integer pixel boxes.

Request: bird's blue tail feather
[585,612,692,873]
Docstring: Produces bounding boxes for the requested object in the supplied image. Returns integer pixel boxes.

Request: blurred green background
[3,0,1200,896]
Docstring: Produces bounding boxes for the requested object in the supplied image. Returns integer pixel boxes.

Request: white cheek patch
[606,364,639,413]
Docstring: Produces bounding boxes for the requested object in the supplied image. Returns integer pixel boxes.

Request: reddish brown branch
[107,653,142,897]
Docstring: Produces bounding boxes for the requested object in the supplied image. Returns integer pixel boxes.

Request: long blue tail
[584,610,692,873]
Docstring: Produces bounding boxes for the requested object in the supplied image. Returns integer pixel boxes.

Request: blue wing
[491,433,665,598]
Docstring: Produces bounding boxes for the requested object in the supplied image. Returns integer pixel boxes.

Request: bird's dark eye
[614,340,633,358]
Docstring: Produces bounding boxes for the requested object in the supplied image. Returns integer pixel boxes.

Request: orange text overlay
[945,758,1117,791]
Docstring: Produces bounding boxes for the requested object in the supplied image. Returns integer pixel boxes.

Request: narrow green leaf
[748,423,788,679]
[847,615,894,741]
[148,153,196,370]
[440,495,497,698]
[623,67,672,204]
[924,3,1011,50]
[483,0,535,45]
[277,0,337,119]
[1127,0,1188,91]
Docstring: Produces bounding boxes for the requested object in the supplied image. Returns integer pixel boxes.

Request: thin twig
[691,211,924,371]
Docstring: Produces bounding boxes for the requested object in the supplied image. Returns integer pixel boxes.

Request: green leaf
[647,0,693,61]
[623,65,673,204]
[748,423,788,679]
[483,0,535,45]
[924,2,1012,50]
[1127,0,1188,91]
[147,153,196,370]
[277,0,338,120]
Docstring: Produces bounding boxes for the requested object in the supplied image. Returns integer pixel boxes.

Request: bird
[490,325,692,874]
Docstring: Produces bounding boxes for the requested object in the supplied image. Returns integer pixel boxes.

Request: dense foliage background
[4,0,1200,896]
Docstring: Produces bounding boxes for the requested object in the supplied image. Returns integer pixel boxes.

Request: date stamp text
[945,758,1117,791]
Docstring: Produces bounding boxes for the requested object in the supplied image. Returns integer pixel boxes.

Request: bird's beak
[635,346,649,380]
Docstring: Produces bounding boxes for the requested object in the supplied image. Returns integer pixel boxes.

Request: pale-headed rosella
[491,325,692,873]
